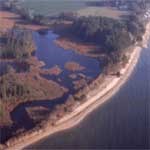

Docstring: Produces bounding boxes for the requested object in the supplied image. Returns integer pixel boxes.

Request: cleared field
[77,7,129,19]
[20,0,129,19]
[20,0,87,16]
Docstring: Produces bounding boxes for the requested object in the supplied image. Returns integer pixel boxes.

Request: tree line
[1,0,49,25]
[0,74,30,101]
[0,26,35,59]
[70,15,145,54]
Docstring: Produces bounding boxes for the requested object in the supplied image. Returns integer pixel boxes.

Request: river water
[27,42,150,149]
[33,30,101,92]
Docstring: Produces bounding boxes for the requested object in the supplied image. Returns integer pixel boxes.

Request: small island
[0,0,150,149]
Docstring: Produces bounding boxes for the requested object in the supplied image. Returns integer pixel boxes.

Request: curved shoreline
[5,22,150,150]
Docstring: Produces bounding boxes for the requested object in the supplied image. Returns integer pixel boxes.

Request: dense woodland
[0,26,35,101]
[0,74,30,101]
[0,27,35,59]
[70,15,145,53]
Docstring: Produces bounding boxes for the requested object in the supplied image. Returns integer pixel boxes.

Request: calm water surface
[34,31,100,77]
[28,43,150,149]
[33,31,101,91]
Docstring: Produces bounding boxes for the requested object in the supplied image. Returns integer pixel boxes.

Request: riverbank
[4,20,150,150]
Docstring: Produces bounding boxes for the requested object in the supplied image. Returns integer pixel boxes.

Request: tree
[32,14,44,24]
[0,26,35,59]
[71,16,133,53]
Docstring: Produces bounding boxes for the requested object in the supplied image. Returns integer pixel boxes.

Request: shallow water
[33,31,100,91]
[28,43,150,149]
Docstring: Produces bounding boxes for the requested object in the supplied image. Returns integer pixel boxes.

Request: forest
[0,74,30,101]
[70,15,145,53]
[0,26,35,101]
[0,27,35,59]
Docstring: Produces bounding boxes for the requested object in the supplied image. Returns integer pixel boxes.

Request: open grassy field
[20,0,129,19]
[77,6,129,19]
[20,0,88,16]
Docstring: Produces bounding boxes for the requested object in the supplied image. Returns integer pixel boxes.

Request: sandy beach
[5,21,150,150]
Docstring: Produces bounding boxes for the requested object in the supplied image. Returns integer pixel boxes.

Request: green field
[20,0,89,16]
[20,0,128,19]
[77,7,129,19]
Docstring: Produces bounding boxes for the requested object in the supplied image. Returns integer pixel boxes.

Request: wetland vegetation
[0,0,150,149]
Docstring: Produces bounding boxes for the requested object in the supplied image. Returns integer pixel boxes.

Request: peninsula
[0,0,150,149]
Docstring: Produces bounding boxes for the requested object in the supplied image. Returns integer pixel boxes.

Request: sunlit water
[27,42,150,149]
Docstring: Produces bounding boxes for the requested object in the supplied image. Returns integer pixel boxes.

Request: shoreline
[5,21,150,150]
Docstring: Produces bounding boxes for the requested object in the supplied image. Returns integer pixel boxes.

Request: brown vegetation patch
[69,74,77,79]
[0,10,47,31]
[65,61,85,72]
[0,102,12,126]
[0,11,19,31]
[27,57,45,68]
[55,37,101,57]
[17,23,48,31]
[26,106,50,124]
[2,72,67,100]
[40,65,62,76]
[73,79,88,90]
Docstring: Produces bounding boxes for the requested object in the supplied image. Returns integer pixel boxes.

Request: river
[33,30,101,92]
[27,42,150,149]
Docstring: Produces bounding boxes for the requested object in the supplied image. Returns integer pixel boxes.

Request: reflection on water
[28,43,150,149]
